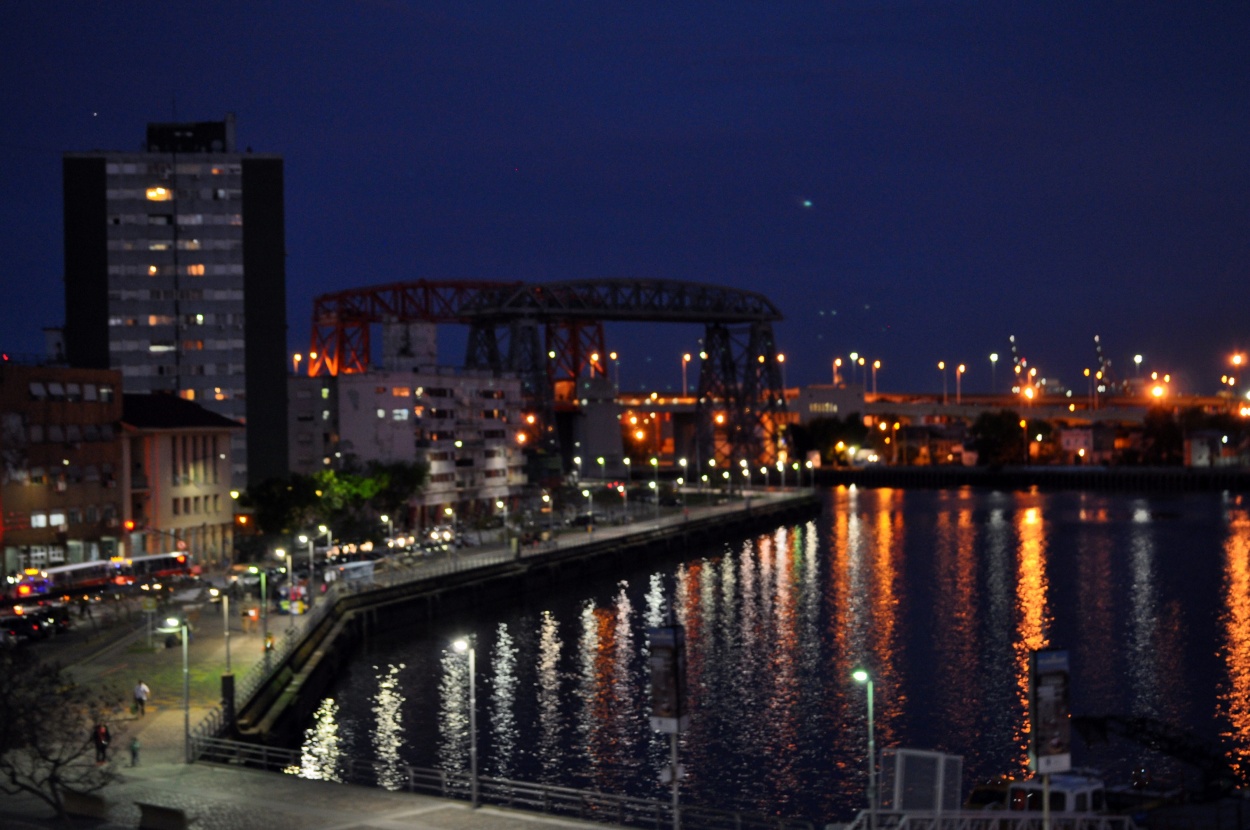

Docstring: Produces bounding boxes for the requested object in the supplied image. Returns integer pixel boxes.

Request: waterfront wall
[815,464,1250,493]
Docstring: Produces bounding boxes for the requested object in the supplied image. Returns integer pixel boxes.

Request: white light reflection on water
[536,611,563,782]
[299,697,344,781]
[304,490,1243,823]
[490,624,518,779]
[1128,503,1163,720]
[438,646,470,776]
[372,664,405,790]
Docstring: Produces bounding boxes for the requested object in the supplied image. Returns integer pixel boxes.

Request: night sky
[2,2,1247,396]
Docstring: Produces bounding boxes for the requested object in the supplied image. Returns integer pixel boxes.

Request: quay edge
[229,492,821,745]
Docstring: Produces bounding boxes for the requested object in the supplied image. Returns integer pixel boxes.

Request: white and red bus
[4,552,195,601]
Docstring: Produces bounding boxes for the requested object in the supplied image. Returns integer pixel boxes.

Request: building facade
[121,394,241,569]
[1,363,125,575]
[62,113,287,488]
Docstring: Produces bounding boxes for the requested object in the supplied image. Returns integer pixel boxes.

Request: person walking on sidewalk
[92,722,110,763]
[133,679,150,716]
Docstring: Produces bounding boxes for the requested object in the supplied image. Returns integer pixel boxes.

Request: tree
[968,409,1026,467]
[0,649,126,821]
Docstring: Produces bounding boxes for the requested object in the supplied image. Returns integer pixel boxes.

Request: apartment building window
[31,513,48,528]
[145,186,173,201]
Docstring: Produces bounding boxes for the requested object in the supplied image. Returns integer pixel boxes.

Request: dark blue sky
[3,2,1247,396]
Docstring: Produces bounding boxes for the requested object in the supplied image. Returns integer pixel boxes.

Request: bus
[4,551,196,601]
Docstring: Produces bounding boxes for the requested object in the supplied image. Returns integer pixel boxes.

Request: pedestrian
[130,737,141,767]
[133,679,150,716]
[92,722,110,763]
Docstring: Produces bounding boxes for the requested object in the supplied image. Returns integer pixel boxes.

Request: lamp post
[778,460,786,489]
[610,351,620,392]
[650,457,659,519]
[222,592,231,673]
[938,361,948,404]
[990,353,999,394]
[247,565,270,668]
[582,489,594,532]
[849,352,859,385]
[833,357,842,386]
[852,669,876,830]
[452,638,478,808]
[777,353,787,391]
[871,360,881,395]
[496,499,510,556]
[276,547,292,629]
[180,617,190,762]
[681,353,691,396]
[380,513,394,550]
[1134,353,1143,376]
[678,458,687,509]
[597,456,605,481]
[574,455,582,481]
[956,364,966,404]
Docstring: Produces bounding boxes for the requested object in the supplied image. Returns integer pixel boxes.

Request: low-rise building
[121,393,241,569]
[1,363,125,574]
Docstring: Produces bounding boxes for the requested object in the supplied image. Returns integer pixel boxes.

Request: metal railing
[189,735,817,830]
[838,810,1142,830]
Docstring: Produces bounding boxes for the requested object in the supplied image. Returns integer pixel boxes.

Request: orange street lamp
[682,353,692,396]
[938,361,947,404]
[956,364,966,404]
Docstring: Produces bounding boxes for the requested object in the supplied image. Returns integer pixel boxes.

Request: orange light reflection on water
[1013,504,1051,774]
[1220,503,1250,781]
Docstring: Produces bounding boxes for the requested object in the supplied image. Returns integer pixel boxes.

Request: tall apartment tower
[62,114,288,488]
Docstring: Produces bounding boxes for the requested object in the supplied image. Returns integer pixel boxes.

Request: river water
[297,487,1250,822]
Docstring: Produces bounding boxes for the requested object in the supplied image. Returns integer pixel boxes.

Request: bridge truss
[306,278,787,465]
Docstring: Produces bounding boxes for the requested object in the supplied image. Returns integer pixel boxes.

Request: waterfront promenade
[5,490,814,829]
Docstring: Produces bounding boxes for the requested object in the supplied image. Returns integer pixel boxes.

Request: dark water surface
[298,487,1250,822]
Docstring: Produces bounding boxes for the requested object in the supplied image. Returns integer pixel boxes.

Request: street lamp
[495,499,510,556]
[678,458,687,508]
[681,353,691,396]
[298,535,315,610]
[938,361,948,404]
[623,456,631,482]
[650,457,659,518]
[276,547,292,628]
[852,669,876,830]
[452,638,478,808]
[777,353,787,391]
[990,353,998,393]
[597,456,605,481]
[380,514,394,550]
[574,455,582,480]
[249,564,270,671]
[849,352,859,385]
[165,615,191,762]
[582,488,594,532]
[956,364,966,404]
[833,357,842,386]
[618,484,629,522]
[1134,354,1143,376]
[610,351,620,392]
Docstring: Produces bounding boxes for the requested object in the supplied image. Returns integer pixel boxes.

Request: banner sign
[1029,649,1072,774]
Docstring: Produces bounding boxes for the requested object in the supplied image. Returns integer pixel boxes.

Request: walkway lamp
[452,638,478,808]
[853,669,876,830]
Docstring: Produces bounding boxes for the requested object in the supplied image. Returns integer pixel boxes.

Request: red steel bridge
[305,279,787,464]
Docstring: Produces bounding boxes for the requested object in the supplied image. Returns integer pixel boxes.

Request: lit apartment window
[49,512,66,527]
[31,513,48,528]
[182,340,204,351]
[186,264,205,276]
[392,409,409,421]
[148,315,174,326]
[145,186,172,201]
[148,265,159,276]
[149,241,171,251]
[393,387,411,397]
[180,239,202,251]
[376,409,386,419]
